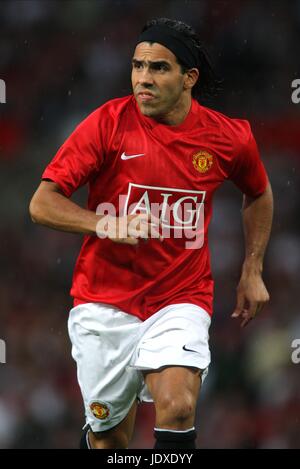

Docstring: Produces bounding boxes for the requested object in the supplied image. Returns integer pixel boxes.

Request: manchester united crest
[90,402,110,420]
[192,151,213,173]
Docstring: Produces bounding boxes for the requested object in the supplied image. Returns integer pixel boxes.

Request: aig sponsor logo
[124,183,205,248]
[0,79,6,103]
[124,183,205,230]
[0,339,6,364]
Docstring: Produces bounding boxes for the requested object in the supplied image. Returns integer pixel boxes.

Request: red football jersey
[42,95,268,320]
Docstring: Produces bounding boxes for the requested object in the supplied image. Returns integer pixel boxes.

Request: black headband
[137,25,199,69]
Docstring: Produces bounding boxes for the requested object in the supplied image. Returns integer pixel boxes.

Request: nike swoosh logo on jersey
[121,152,145,160]
[182,345,199,353]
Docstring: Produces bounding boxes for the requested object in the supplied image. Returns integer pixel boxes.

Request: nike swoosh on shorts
[182,345,199,353]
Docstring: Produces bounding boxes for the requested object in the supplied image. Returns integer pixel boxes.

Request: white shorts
[68,302,211,432]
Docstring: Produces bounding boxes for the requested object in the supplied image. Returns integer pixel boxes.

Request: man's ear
[184,68,199,91]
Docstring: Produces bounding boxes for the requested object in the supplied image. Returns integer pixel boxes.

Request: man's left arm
[231,181,273,327]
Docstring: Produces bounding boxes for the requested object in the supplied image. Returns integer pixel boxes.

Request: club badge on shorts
[192,150,213,173]
[90,402,110,420]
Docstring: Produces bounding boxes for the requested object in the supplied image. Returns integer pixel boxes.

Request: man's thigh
[131,303,211,404]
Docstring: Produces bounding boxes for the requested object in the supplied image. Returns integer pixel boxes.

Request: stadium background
[0,0,299,449]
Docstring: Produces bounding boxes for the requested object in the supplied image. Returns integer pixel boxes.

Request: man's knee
[90,427,129,449]
[155,391,196,425]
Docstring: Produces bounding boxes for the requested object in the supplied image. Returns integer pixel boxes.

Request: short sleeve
[42,109,103,197]
[229,129,268,197]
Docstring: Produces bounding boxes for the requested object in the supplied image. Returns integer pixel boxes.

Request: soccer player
[29,18,273,449]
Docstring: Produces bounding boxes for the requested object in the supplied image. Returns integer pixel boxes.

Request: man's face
[131,42,187,119]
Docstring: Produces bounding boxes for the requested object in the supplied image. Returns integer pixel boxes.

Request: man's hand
[96,213,163,245]
[231,268,270,328]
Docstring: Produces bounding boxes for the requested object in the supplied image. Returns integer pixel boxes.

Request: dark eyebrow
[131,58,171,67]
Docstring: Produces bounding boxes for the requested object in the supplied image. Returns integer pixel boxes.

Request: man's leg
[144,366,201,448]
[82,399,138,449]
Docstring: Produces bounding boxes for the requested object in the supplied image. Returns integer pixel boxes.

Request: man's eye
[133,63,142,69]
[153,64,168,71]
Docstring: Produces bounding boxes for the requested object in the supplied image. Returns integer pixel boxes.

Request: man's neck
[155,94,192,126]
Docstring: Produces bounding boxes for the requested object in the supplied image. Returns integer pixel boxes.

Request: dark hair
[141,18,222,101]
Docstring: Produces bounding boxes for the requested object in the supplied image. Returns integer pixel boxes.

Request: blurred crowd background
[0,0,300,449]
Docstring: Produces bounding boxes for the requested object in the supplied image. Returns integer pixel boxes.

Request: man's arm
[29,181,101,235]
[29,181,161,244]
[231,181,273,327]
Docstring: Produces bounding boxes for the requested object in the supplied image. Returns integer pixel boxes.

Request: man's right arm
[29,180,100,235]
[29,180,161,244]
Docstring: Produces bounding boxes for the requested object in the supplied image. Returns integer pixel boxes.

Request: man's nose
[138,67,154,86]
